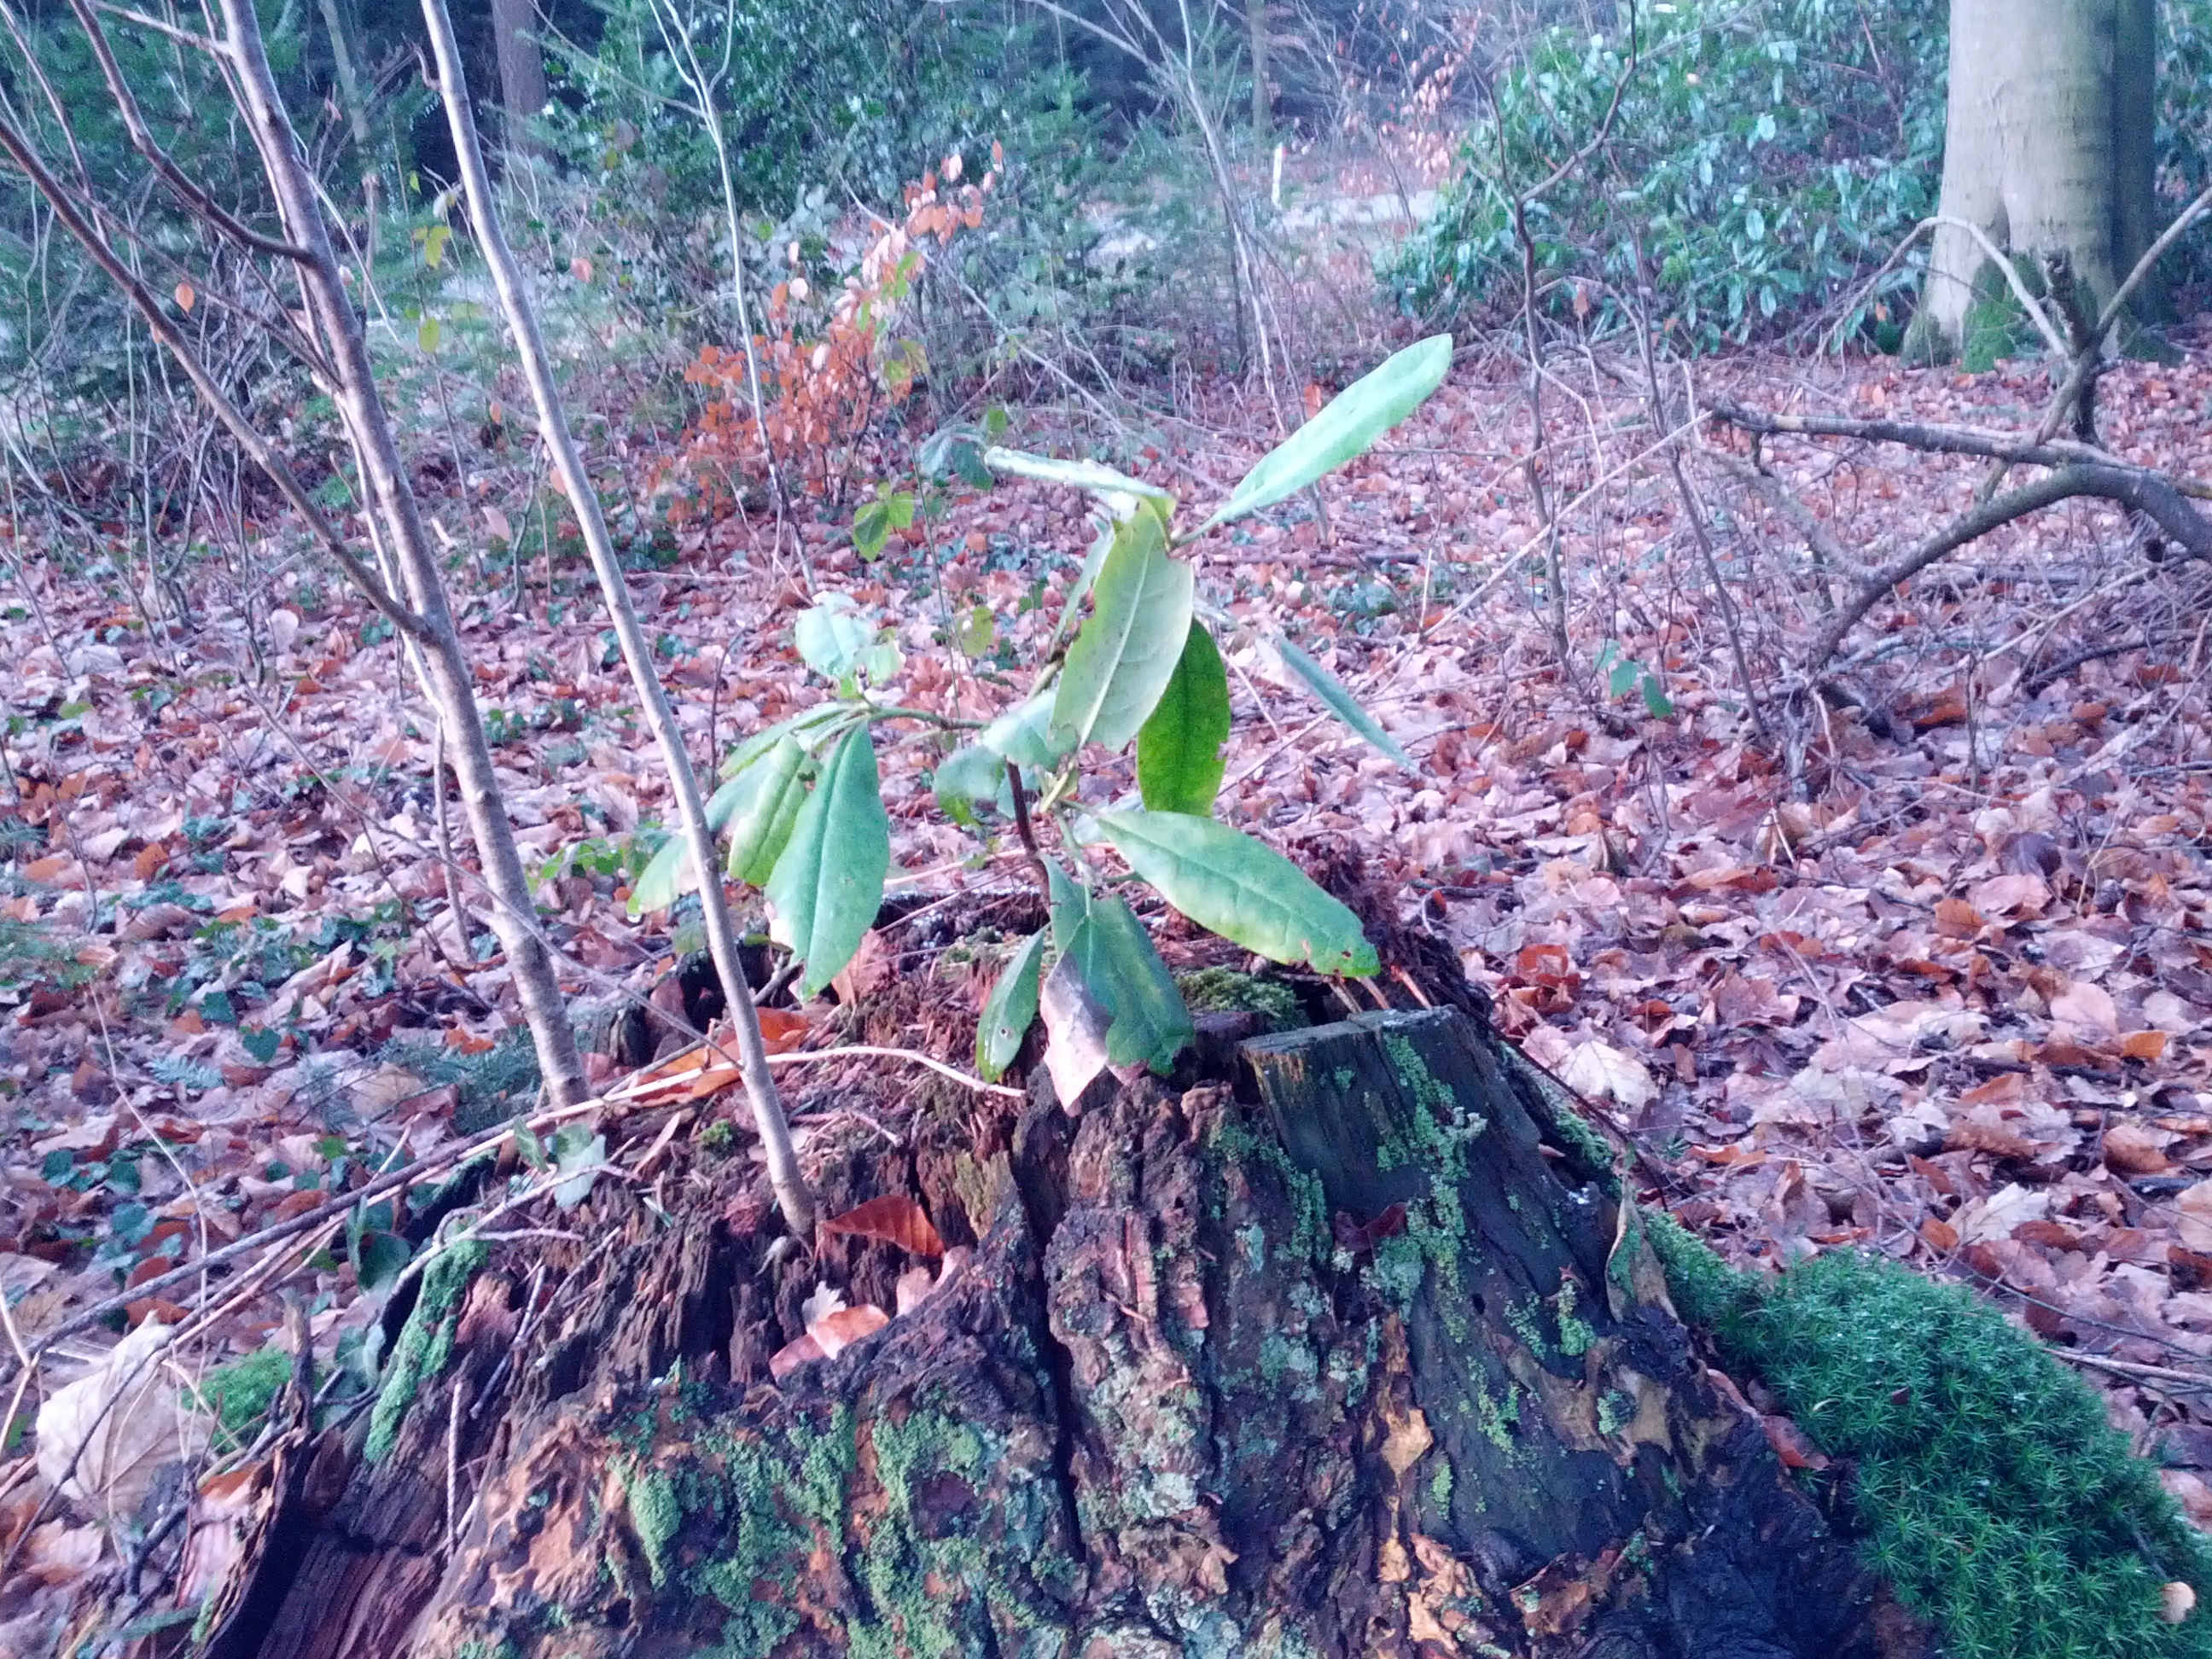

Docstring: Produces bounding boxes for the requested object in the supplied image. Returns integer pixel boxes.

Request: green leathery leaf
[975,929,1045,1080]
[626,771,751,918]
[1083,896,1192,1073]
[725,736,808,887]
[1137,620,1231,816]
[1050,504,1193,754]
[1097,810,1378,976]
[981,446,1175,513]
[1197,335,1452,533]
[981,689,1070,771]
[933,741,1005,823]
[1272,636,1412,768]
[764,728,889,998]
[1047,859,1091,952]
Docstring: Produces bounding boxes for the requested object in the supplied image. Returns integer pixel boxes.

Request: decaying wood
[233,1009,1923,1659]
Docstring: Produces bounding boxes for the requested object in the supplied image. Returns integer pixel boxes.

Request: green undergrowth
[1649,1217,2212,1658]
[378,1029,543,1136]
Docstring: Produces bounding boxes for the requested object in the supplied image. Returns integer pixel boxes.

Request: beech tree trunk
[209,1007,1925,1659]
[1912,0,2161,358]
[491,0,549,160]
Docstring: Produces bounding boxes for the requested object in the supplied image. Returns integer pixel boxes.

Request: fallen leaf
[1555,1037,1655,1112]
[1761,1413,1831,1470]
[2104,1122,2174,1176]
[35,1317,209,1516]
[823,1195,945,1257]
[807,1302,888,1358]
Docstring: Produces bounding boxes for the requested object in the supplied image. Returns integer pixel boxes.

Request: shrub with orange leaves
[681,151,995,514]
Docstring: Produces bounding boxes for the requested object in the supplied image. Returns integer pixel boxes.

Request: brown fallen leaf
[2163,1581,2197,1626]
[1761,1413,1831,1470]
[2104,1121,2174,1175]
[808,1302,888,1358]
[823,1195,945,1257]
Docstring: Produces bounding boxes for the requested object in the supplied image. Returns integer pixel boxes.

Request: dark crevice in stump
[231,1008,1929,1659]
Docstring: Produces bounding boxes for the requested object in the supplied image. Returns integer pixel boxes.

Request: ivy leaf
[975,929,1045,1080]
[355,1231,411,1293]
[1097,810,1378,976]
[1137,620,1231,816]
[1051,504,1193,753]
[1198,335,1452,532]
[1272,636,1412,768]
[765,727,890,998]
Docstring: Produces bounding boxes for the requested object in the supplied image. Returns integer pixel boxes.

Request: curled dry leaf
[894,1265,937,1316]
[2163,1581,2197,1626]
[811,1303,889,1357]
[823,1194,945,1258]
[35,1316,208,1516]
[1760,1413,1831,1471]
[2104,1121,2175,1176]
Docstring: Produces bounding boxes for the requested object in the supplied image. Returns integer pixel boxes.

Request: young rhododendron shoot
[634,334,1452,1085]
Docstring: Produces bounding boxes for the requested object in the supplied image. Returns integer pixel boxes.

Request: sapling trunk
[422,0,817,1237]
[213,0,591,1110]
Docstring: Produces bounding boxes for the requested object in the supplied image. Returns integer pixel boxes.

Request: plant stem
[422,0,814,1234]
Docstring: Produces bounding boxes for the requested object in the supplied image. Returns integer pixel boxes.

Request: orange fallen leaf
[1920,1216,1959,1253]
[2122,1030,2169,1062]
[808,1302,888,1357]
[767,1331,824,1381]
[823,1195,945,1258]
[757,1006,809,1055]
[1761,1413,1830,1470]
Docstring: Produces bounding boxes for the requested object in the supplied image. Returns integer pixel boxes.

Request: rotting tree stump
[231,1008,1926,1659]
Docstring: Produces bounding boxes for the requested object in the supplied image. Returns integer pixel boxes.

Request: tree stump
[236,1008,1920,1659]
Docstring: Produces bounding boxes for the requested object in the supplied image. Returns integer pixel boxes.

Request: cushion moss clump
[1651,1221,2212,1659]
[1175,967,1305,1033]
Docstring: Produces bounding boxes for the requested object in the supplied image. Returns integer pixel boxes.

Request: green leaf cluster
[655,338,1448,1061]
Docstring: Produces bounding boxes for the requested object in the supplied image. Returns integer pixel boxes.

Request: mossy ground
[1650,1216,2212,1659]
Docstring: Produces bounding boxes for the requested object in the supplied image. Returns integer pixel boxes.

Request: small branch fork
[1702,184,2212,688]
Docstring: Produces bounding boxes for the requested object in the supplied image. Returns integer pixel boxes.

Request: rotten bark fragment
[237,1010,1921,1659]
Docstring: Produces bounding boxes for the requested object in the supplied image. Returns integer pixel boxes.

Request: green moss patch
[1650,1220,2212,1659]
[1174,967,1304,1033]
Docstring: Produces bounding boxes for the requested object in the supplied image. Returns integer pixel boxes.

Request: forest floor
[3,306,2212,1624]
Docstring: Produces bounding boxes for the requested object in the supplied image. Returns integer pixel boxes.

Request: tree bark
[223,1008,1924,1659]
[1912,0,2158,359]
[491,0,549,160]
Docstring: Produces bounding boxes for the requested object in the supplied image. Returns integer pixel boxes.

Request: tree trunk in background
[1248,0,1270,143]
[491,0,548,160]
[221,1009,1927,1659]
[1910,0,2161,359]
